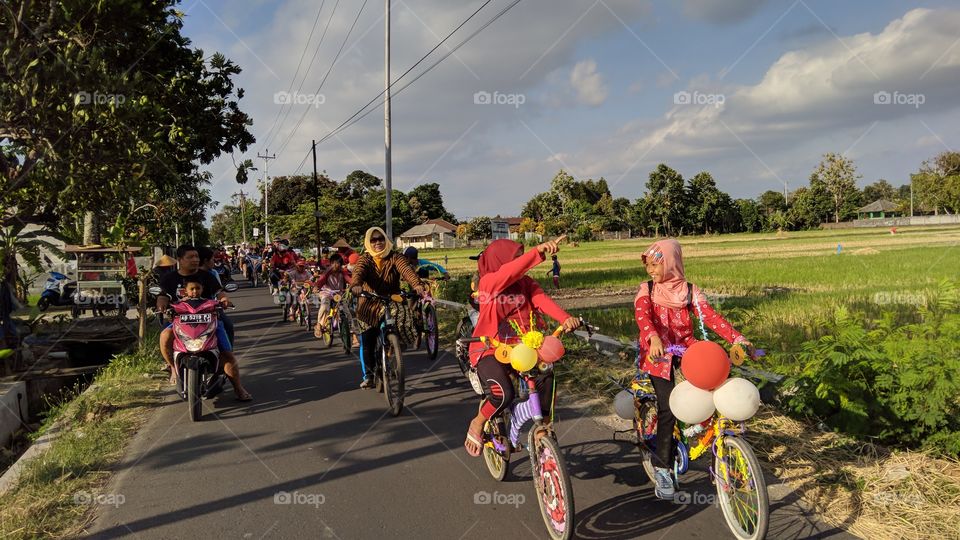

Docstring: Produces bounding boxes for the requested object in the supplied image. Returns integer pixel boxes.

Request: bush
[783,280,960,456]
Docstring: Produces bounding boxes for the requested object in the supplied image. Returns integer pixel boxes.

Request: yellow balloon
[510,343,538,372]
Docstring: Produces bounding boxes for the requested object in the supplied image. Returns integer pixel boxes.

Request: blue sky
[180,0,960,220]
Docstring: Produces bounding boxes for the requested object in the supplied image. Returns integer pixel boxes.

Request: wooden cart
[64,245,140,318]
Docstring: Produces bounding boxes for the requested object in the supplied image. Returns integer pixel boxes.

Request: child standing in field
[634,238,753,499]
[547,254,561,289]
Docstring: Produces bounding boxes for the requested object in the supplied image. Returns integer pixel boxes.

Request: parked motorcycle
[37,271,77,311]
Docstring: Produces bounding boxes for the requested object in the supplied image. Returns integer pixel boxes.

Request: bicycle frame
[487,376,546,452]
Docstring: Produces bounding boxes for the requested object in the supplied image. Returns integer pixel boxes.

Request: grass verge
[0,332,166,539]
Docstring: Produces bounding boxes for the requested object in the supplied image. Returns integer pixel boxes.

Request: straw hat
[154,255,177,267]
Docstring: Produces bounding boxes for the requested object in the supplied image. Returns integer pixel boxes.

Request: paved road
[88,283,856,539]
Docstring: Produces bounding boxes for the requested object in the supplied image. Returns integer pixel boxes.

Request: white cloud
[569,59,608,106]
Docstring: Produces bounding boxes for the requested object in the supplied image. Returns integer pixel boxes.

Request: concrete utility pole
[312,141,322,256]
[236,190,249,244]
[258,149,277,243]
[384,0,393,239]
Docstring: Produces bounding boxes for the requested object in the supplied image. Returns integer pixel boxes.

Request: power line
[317,0,523,146]
[275,0,371,157]
[317,0,495,146]
[261,0,340,151]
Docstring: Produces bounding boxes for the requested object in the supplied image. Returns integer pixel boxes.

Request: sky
[179,0,960,221]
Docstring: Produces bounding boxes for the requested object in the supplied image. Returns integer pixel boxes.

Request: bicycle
[411,277,446,361]
[317,290,351,353]
[357,290,416,417]
[457,317,596,540]
[619,344,769,540]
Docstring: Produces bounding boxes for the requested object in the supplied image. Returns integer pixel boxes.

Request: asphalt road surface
[88,282,856,539]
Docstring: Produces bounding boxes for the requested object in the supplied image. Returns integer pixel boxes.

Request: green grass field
[423,225,960,374]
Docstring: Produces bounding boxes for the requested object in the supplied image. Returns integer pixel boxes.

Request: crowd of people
[153,228,755,502]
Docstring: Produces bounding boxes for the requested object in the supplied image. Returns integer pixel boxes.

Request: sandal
[464,428,483,457]
[235,390,253,402]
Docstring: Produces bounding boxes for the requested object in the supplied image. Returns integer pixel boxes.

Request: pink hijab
[637,238,688,309]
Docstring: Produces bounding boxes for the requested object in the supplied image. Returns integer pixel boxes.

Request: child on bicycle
[634,238,752,499]
[314,254,351,333]
[463,236,580,457]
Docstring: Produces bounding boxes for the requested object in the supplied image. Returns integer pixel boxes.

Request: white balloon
[713,377,761,421]
[614,390,635,420]
[668,380,716,424]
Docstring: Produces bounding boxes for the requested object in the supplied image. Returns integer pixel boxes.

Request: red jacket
[315,268,351,290]
[270,251,297,270]
[634,282,742,380]
[469,249,570,366]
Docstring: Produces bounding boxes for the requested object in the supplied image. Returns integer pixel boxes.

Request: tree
[811,153,862,223]
[643,164,687,236]
[788,179,833,229]
[337,170,382,199]
[1,0,252,285]
[912,151,960,215]
[521,191,563,221]
[267,174,334,216]
[407,183,455,223]
[862,179,897,203]
[759,190,787,215]
[736,199,762,233]
[470,216,492,240]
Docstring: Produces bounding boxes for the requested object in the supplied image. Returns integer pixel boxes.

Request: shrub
[783,280,960,456]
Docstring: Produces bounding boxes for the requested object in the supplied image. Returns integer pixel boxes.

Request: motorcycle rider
[198,246,235,344]
[268,239,297,293]
[157,245,250,400]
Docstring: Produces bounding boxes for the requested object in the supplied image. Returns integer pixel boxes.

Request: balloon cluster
[666,341,761,424]
[493,330,566,373]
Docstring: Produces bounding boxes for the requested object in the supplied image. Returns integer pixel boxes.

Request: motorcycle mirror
[148,286,163,296]
[223,282,239,293]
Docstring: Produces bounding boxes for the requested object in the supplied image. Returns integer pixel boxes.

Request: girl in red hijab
[463,236,580,457]
[635,238,753,499]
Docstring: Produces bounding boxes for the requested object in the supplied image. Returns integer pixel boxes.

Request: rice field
[422,225,960,373]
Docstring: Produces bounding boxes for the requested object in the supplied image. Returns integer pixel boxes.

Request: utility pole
[236,190,249,244]
[384,0,393,239]
[910,180,914,218]
[257,149,277,244]
[312,140,322,257]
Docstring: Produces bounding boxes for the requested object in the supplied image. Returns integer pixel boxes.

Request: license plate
[180,313,212,324]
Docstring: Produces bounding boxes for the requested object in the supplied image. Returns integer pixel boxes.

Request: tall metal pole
[384,0,393,239]
[312,140,322,257]
[258,149,277,243]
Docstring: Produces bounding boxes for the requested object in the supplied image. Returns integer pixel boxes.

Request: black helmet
[402,246,419,260]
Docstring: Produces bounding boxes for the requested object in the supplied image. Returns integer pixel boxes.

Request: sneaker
[653,467,675,499]
[359,379,373,389]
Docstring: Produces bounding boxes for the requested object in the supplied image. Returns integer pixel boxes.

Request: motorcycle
[151,282,238,421]
[244,255,262,287]
[213,260,234,284]
[37,271,77,311]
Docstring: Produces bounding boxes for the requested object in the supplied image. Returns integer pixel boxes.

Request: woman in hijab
[634,238,754,500]
[349,227,427,388]
[463,236,581,458]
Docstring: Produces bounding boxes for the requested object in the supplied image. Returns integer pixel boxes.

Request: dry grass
[749,409,960,540]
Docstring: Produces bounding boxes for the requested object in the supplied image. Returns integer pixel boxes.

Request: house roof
[857,199,899,213]
[491,216,523,226]
[64,244,142,253]
[399,223,454,238]
[424,218,457,232]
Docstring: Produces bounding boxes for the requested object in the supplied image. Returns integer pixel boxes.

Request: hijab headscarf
[478,239,526,322]
[363,227,393,270]
[639,238,688,309]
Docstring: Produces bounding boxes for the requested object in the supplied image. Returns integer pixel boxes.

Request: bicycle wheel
[322,314,334,347]
[454,317,473,375]
[528,427,574,540]
[635,400,659,485]
[339,308,352,354]
[424,304,439,361]
[714,435,769,540]
[382,333,404,417]
[482,417,510,481]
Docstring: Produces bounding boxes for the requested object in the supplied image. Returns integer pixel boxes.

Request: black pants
[358,327,379,381]
[651,367,676,468]
[476,356,554,420]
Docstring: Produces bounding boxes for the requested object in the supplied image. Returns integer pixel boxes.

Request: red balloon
[538,335,565,364]
[348,253,360,265]
[681,341,730,390]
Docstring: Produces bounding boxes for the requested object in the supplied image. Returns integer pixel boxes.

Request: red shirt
[634,282,742,380]
[270,251,297,270]
[469,249,570,366]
